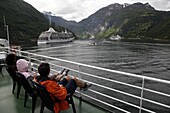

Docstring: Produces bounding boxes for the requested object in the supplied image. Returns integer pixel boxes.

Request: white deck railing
[8,48,170,113]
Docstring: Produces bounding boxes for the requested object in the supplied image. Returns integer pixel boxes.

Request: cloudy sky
[24,0,170,22]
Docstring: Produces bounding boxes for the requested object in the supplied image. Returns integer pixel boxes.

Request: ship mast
[3,16,10,53]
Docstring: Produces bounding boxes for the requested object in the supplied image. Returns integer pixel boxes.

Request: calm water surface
[24,40,170,112]
[24,40,170,80]
[25,40,170,80]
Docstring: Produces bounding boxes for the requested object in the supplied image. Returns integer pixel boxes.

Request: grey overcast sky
[24,0,170,22]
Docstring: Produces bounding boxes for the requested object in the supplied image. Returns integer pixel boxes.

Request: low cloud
[151,0,170,11]
[24,0,170,22]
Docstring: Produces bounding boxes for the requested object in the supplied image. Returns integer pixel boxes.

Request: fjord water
[26,40,170,80]
[25,40,170,112]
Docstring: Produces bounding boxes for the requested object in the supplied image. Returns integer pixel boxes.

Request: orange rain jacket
[40,80,69,113]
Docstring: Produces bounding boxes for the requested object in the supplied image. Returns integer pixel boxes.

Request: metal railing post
[78,65,82,100]
[28,53,32,71]
[139,78,145,113]
[78,65,81,79]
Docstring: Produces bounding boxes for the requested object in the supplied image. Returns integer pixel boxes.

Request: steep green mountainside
[0,0,64,44]
[79,3,170,40]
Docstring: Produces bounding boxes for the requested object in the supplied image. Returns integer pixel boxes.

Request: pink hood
[17,59,29,72]
[16,59,31,78]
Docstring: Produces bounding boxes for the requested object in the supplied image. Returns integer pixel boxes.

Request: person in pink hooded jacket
[16,59,35,87]
[16,59,32,78]
[16,59,70,83]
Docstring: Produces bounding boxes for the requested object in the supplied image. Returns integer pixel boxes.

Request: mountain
[2,1,169,44]
[49,15,86,36]
[51,2,170,41]
[0,0,65,44]
[78,2,170,40]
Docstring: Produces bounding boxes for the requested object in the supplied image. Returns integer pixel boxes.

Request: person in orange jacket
[36,62,92,113]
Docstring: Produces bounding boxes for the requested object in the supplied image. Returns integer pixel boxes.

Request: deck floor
[0,67,109,113]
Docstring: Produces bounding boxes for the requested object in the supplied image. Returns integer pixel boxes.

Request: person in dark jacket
[5,53,25,71]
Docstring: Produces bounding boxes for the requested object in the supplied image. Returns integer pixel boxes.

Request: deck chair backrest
[6,66,18,82]
[32,81,54,111]
[16,72,33,94]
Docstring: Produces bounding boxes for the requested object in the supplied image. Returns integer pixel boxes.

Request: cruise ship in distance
[37,27,75,45]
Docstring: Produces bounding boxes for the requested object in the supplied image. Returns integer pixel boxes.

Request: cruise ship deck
[0,67,109,113]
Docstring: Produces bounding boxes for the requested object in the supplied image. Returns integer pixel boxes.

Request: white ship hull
[37,37,74,45]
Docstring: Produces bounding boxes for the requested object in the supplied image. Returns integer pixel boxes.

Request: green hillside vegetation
[0,0,64,44]
[96,26,118,39]
[79,3,170,42]
[105,5,170,40]
[116,10,170,40]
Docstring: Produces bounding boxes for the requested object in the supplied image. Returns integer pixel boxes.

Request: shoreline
[120,38,170,44]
